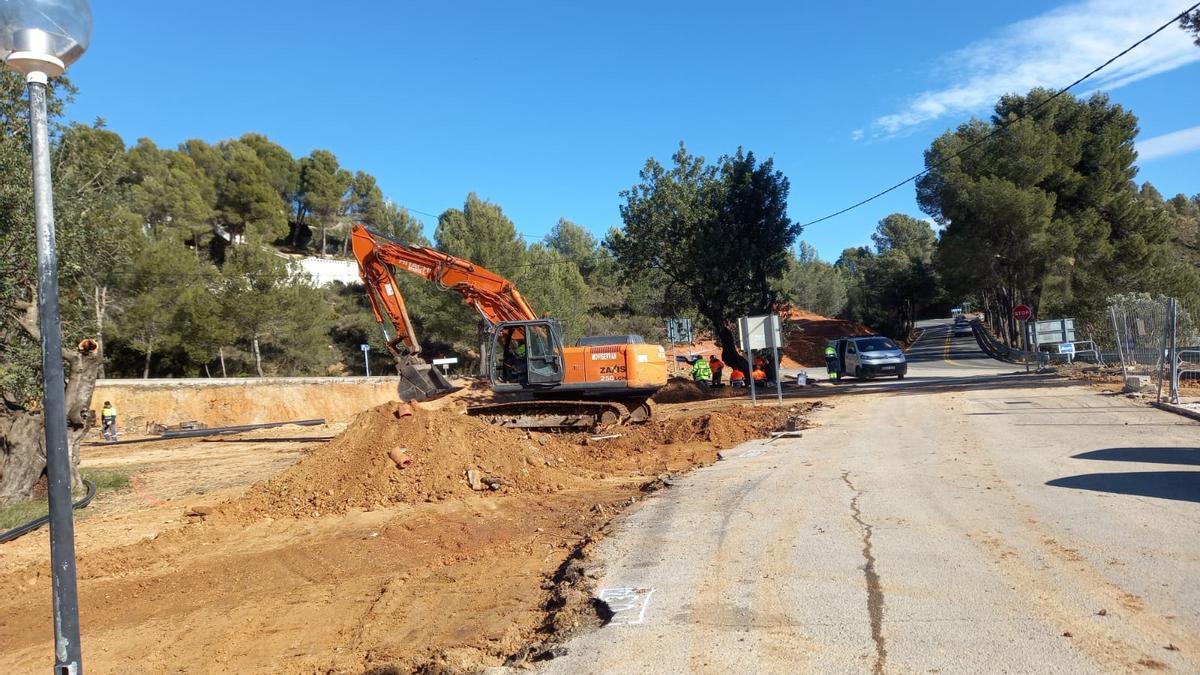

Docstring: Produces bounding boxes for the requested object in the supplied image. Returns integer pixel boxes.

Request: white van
[833,336,907,380]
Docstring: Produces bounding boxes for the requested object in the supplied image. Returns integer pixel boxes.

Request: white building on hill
[296,257,361,286]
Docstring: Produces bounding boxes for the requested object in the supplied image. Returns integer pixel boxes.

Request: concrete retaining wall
[92,377,402,432]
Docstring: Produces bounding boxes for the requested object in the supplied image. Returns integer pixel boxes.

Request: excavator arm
[349,224,539,401]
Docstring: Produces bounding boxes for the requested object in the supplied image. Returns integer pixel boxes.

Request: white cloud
[874,0,1200,135]
[1137,125,1200,161]
[850,128,864,142]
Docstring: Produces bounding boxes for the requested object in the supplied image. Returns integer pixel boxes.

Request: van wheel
[897,373,906,380]
[855,366,863,379]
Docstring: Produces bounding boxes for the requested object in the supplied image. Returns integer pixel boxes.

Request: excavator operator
[501,327,528,383]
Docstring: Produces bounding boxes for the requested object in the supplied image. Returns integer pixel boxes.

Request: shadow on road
[1046,471,1200,504]
[790,373,1075,399]
[1072,447,1200,466]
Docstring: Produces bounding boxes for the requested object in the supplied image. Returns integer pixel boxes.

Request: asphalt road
[540,319,1200,674]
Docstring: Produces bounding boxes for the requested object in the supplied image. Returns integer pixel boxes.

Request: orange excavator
[350,224,668,430]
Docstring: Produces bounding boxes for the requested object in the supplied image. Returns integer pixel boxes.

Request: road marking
[598,587,656,625]
[941,331,976,367]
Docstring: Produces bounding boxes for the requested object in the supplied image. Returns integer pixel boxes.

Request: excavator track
[467,399,651,432]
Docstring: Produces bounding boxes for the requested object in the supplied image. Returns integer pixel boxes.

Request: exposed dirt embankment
[223,401,794,521]
[777,309,873,367]
[91,377,404,430]
[0,397,813,674]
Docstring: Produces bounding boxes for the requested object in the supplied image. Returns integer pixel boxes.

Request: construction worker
[729,367,746,387]
[752,364,767,382]
[691,355,712,384]
[502,329,528,382]
[100,400,118,442]
[708,355,725,387]
[824,342,840,383]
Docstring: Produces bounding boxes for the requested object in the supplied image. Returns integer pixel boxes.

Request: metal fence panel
[1108,295,1170,383]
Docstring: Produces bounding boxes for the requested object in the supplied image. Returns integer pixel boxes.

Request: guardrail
[970,320,1042,366]
[1177,348,1200,381]
[970,322,1115,370]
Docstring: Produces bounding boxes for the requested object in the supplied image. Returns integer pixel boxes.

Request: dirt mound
[223,402,584,520]
[652,377,713,404]
[582,405,800,465]
[784,318,875,367]
[220,398,797,521]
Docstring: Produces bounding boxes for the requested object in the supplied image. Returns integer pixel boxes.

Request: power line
[800,1,1200,228]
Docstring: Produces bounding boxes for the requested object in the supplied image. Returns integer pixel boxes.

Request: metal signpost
[739,317,757,405]
[360,344,371,376]
[739,314,783,407]
[1012,305,1032,371]
[766,315,783,406]
[433,357,458,375]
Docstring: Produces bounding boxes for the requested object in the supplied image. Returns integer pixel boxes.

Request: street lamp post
[1,1,93,672]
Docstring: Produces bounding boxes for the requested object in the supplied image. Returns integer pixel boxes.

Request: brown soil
[651,377,745,404]
[783,317,875,367]
[0,396,808,674]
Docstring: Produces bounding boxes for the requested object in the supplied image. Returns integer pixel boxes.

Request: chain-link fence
[1108,293,1170,380]
[1106,294,1198,403]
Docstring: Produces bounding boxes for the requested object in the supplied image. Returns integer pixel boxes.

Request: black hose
[0,478,96,544]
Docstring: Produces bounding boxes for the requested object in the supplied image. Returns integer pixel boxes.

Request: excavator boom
[351,223,668,427]
[351,224,544,402]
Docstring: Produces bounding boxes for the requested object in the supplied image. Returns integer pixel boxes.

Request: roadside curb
[1153,401,1200,423]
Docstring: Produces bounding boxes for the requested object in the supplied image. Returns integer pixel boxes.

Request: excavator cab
[491,320,565,389]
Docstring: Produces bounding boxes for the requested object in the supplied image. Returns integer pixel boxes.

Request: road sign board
[1035,319,1075,344]
[1012,305,1032,321]
[360,343,370,352]
[1057,342,1076,355]
[666,318,693,344]
[738,314,782,351]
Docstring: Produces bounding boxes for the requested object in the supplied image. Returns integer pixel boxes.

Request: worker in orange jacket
[729,367,746,387]
[709,355,725,386]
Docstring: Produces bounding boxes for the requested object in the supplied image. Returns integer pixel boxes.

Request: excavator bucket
[397,361,461,402]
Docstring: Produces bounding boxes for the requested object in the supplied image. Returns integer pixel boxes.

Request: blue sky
[65,1,1200,259]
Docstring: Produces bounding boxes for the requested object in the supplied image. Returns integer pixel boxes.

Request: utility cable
[800,1,1200,228]
[0,478,96,544]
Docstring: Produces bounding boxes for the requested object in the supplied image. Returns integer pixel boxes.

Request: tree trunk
[320,225,327,258]
[219,347,227,377]
[253,336,264,377]
[93,284,108,378]
[0,334,101,504]
[143,345,153,379]
[711,317,750,373]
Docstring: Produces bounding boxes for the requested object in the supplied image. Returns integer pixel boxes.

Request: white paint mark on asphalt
[598,587,656,625]
[717,445,769,461]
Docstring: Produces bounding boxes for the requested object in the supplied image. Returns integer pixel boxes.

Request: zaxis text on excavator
[350,224,668,430]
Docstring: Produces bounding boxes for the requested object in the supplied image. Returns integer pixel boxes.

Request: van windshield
[856,337,898,352]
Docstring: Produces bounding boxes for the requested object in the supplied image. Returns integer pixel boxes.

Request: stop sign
[1012,304,1032,322]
